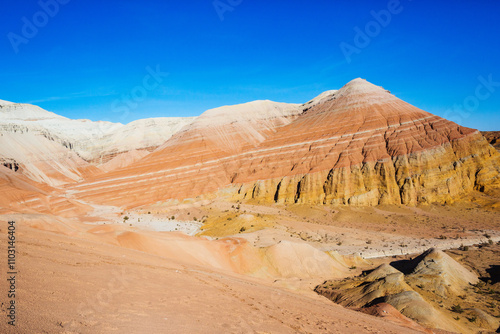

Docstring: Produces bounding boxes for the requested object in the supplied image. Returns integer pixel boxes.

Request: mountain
[1,80,499,333]
[482,131,500,151]
[0,101,194,186]
[70,79,500,209]
[2,79,499,211]
[0,100,64,120]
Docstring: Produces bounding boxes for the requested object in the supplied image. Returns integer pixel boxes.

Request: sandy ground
[0,190,498,333]
[0,217,425,334]
[89,212,203,235]
[133,193,500,260]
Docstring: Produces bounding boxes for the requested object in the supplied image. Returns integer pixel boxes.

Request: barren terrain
[0,214,430,334]
[1,80,499,333]
[1,193,498,333]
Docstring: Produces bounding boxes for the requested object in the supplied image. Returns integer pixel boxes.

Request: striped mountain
[69,78,500,208]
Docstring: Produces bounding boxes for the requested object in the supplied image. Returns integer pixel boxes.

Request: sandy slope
[0,216,425,334]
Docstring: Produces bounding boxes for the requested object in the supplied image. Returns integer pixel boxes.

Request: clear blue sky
[1,0,499,129]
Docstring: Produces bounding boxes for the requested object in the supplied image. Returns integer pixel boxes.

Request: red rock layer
[0,167,91,216]
[70,79,500,208]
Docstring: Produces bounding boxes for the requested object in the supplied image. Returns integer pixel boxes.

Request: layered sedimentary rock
[71,79,500,208]
[71,100,305,207]
[86,117,195,164]
[0,126,102,186]
[232,80,500,205]
[0,101,195,185]
[315,248,498,333]
[0,166,91,216]
[482,131,500,151]
[0,101,195,161]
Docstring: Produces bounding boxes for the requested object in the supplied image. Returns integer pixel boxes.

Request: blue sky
[1,0,499,129]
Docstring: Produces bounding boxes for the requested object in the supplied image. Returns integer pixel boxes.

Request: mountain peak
[340,78,390,95]
[194,100,301,128]
[0,102,66,121]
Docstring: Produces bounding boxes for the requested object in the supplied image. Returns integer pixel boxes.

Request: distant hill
[482,131,500,151]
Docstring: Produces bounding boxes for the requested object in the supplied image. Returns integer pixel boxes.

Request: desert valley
[1,78,499,334]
